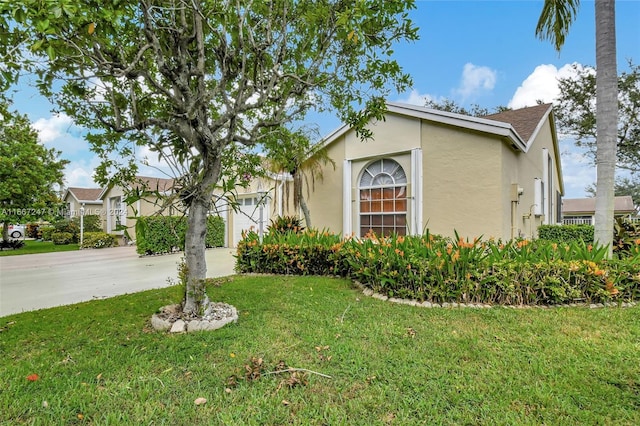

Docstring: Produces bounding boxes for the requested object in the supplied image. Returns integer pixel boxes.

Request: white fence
[562,216,640,226]
[562,217,592,225]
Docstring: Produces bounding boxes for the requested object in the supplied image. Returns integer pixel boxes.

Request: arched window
[359,159,407,237]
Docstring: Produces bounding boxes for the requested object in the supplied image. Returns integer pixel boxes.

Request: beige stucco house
[300,102,564,241]
[62,187,105,229]
[98,176,177,242]
[214,173,290,247]
[96,174,286,247]
[562,196,637,225]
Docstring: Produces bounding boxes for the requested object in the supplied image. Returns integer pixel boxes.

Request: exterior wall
[222,175,281,246]
[303,138,345,232]
[306,113,422,236]
[63,194,105,231]
[302,111,562,242]
[101,186,130,243]
[421,122,503,239]
[344,113,421,159]
[509,115,562,238]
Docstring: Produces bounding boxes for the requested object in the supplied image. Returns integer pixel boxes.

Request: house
[562,196,637,225]
[297,102,564,240]
[97,174,286,247]
[98,176,176,242]
[90,102,564,245]
[62,187,105,229]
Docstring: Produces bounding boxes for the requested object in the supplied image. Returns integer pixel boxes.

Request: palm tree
[267,128,335,228]
[536,0,618,256]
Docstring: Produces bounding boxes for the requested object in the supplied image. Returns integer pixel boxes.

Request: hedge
[538,224,594,243]
[52,232,74,245]
[81,232,117,249]
[136,215,225,255]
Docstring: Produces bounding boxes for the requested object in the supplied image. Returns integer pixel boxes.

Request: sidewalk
[0,246,236,317]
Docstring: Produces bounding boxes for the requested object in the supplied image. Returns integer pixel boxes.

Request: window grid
[359,160,407,238]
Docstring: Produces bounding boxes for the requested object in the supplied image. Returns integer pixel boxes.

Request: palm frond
[535,0,581,52]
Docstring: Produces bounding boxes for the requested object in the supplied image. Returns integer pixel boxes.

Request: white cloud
[32,113,75,144]
[508,63,587,108]
[558,138,595,198]
[455,63,497,100]
[396,89,436,106]
[64,157,102,188]
[510,64,599,199]
[32,113,90,155]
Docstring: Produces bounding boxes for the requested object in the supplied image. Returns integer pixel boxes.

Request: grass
[0,241,79,256]
[1,275,639,425]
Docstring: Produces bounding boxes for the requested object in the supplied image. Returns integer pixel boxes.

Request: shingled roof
[482,103,553,143]
[66,187,104,202]
[562,196,637,215]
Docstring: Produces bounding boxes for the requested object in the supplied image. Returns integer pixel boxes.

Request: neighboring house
[97,174,287,247]
[562,196,637,225]
[62,187,105,230]
[98,176,176,243]
[300,102,564,240]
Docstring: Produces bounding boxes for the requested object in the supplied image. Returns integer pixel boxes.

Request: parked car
[8,224,25,239]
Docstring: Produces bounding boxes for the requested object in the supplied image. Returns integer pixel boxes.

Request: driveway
[0,246,236,317]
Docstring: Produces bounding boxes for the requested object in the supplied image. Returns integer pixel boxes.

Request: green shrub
[73,214,102,233]
[236,228,342,276]
[52,232,73,245]
[52,219,80,243]
[40,225,56,241]
[236,230,640,306]
[205,215,225,248]
[81,232,116,249]
[136,215,225,255]
[538,224,594,243]
[613,217,640,257]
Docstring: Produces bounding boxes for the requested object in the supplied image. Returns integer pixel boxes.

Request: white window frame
[357,158,408,238]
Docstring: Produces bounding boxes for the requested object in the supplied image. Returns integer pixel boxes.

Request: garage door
[233,195,270,246]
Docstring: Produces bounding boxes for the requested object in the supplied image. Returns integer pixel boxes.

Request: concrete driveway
[0,246,237,317]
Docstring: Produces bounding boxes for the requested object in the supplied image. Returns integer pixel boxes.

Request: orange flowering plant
[236,226,639,305]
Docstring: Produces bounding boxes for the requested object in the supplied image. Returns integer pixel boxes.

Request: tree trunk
[183,196,210,315]
[299,195,312,229]
[294,173,312,228]
[594,0,618,257]
[1,222,8,243]
[182,156,223,316]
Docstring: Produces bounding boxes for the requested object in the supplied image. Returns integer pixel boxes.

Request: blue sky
[9,0,640,198]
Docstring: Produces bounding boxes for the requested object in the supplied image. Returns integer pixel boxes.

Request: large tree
[0,0,418,315]
[0,102,68,241]
[536,0,618,256]
[555,62,640,173]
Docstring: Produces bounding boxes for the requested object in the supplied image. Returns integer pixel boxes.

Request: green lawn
[1,275,639,425]
[0,240,79,256]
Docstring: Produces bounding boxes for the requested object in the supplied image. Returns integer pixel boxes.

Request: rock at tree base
[151,302,238,333]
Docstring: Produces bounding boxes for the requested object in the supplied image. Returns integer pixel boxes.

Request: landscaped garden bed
[236,227,640,306]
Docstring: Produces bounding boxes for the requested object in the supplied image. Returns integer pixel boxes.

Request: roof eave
[385,102,528,152]
[76,199,104,204]
[320,102,528,153]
